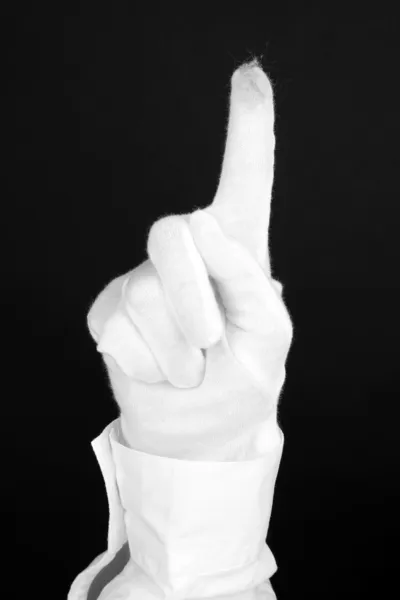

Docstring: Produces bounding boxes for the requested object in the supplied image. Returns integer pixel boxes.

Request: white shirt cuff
[68,417,284,599]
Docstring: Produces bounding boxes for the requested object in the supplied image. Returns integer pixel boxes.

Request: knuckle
[271,279,283,296]
[87,274,128,341]
[281,316,294,349]
[270,294,294,346]
[147,215,184,249]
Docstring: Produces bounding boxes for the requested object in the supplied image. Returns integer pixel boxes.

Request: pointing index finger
[207,60,276,273]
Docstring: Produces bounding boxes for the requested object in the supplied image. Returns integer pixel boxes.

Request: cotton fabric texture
[67,417,284,600]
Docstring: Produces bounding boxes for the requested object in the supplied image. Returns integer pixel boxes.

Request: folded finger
[147,215,225,349]
[123,262,206,388]
[189,210,286,337]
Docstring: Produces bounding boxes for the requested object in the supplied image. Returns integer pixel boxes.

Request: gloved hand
[87,61,293,461]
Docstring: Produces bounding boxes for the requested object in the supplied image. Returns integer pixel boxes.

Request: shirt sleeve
[67,417,284,600]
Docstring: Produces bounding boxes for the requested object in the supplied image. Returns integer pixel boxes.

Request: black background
[9,2,400,599]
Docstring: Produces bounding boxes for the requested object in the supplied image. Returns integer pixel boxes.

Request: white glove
[87,61,293,462]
